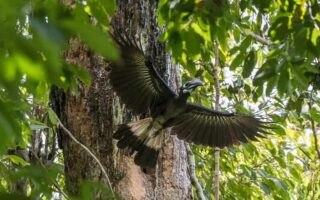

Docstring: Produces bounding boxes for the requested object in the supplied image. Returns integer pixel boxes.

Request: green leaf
[62,20,119,61]
[242,50,256,78]
[233,27,241,43]
[102,0,116,16]
[87,1,108,25]
[169,30,183,59]
[311,28,320,46]
[35,81,50,104]
[270,17,289,41]
[266,76,278,96]
[0,100,20,154]
[277,68,289,96]
[48,109,59,126]
[15,54,46,81]
[252,0,271,11]
[289,167,301,181]
[253,86,263,102]
[158,2,170,25]
[186,59,197,75]
[30,18,65,48]
[286,152,294,161]
[0,192,30,200]
[290,64,309,90]
[295,96,303,114]
[310,108,320,123]
[239,36,251,52]
[275,156,286,168]
[79,180,117,200]
[230,53,244,70]
[253,58,279,87]
[68,64,91,86]
[216,26,228,51]
[184,29,203,56]
[87,0,116,24]
[5,155,29,166]
[271,124,286,136]
[286,98,296,110]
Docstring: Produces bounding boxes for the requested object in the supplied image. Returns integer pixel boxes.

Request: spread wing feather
[110,29,176,114]
[170,103,269,148]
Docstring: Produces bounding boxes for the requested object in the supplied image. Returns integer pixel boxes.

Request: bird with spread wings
[110,29,269,168]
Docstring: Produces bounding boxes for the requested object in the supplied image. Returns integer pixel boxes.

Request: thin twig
[58,121,115,198]
[212,40,220,200]
[298,147,312,160]
[185,143,206,200]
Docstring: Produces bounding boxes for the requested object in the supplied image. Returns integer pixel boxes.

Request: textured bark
[52,40,117,196]
[51,0,192,199]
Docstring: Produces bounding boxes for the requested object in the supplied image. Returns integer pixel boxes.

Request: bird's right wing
[169,103,269,148]
[110,30,177,114]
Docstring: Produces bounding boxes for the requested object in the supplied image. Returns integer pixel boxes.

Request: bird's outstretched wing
[169,103,269,148]
[110,30,177,114]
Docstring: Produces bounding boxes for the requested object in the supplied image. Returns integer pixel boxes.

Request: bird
[109,30,269,168]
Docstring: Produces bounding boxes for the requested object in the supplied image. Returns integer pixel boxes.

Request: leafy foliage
[158,0,320,199]
[0,0,116,199]
[0,0,320,199]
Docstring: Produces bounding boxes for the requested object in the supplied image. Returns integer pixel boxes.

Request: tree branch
[213,40,220,200]
[310,118,320,161]
[58,121,115,198]
[248,32,272,45]
[308,102,320,161]
[185,143,206,200]
[240,30,272,45]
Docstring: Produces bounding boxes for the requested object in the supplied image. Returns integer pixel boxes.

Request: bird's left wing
[169,103,269,148]
[110,31,177,114]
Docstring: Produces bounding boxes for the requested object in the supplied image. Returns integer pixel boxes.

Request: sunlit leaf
[48,108,59,126]
[5,155,29,166]
[310,108,320,123]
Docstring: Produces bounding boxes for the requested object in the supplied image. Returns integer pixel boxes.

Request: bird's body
[110,29,269,168]
[143,90,191,133]
[162,92,188,121]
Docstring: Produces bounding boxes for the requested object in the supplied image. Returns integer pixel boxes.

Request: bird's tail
[113,118,164,168]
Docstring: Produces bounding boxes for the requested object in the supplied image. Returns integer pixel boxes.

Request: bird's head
[180,78,204,94]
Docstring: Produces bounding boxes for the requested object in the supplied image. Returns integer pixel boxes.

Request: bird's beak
[182,78,204,90]
[189,78,204,88]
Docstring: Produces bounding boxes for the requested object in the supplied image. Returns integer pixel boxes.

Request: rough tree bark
[51,0,192,199]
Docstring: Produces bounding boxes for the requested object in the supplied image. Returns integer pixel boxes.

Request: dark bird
[110,31,269,168]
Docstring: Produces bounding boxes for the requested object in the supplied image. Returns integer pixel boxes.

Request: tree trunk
[51,0,192,199]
